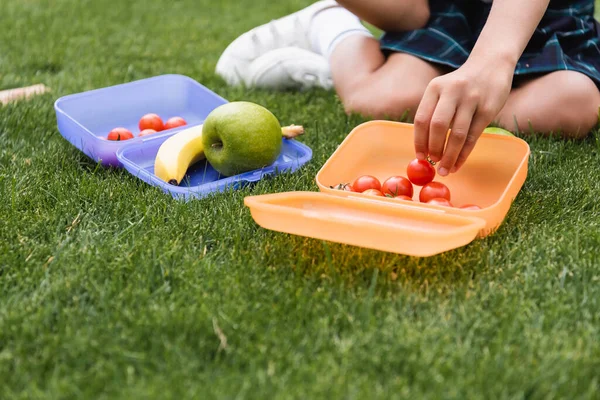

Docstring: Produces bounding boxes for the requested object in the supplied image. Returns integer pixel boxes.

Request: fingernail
[416,152,426,160]
[438,167,449,176]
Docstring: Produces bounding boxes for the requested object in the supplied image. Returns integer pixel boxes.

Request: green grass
[2,0,600,398]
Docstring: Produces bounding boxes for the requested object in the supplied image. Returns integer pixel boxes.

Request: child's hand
[413,59,513,176]
[412,0,551,176]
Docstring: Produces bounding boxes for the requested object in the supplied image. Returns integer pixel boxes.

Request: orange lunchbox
[244,121,530,257]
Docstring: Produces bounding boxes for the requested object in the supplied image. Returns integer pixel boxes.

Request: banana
[154,124,205,185]
[154,122,305,186]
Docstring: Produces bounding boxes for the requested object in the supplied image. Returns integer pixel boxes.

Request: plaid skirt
[380,0,600,88]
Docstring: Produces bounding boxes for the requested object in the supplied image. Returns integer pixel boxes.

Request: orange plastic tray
[244,121,530,257]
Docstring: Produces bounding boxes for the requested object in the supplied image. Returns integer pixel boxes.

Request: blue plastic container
[54,74,313,200]
[118,135,312,200]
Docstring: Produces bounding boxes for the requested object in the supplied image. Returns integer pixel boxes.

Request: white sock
[309,4,373,60]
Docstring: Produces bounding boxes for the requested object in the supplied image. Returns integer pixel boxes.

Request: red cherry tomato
[419,181,451,203]
[362,189,384,197]
[164,116,187,130]
[352,175,381,193]
[407,159,436,186]
[107,127,134,141]
[460,204,482,211]
[381,176,413,198]
[427,198,453,207]
[139,113,164,132]
[395,195,413,201]
[139,129,157,137]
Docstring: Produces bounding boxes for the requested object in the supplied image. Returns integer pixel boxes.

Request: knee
[547,75,600,138]
[337,0,430,31]
[383,1,430,31]
[408,1,431,30]
[341,87,424,120]
[558,78,600,138]
[501,74,600,139]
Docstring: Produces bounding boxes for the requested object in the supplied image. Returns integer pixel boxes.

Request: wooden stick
[281,125,304,139]
[0,84,50,105]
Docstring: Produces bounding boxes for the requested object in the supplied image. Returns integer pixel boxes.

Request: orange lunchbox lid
[244,121,531,257]
[244,191,486,257]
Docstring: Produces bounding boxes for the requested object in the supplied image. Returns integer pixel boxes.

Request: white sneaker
[246,47,333,90]
[215,0,338,87]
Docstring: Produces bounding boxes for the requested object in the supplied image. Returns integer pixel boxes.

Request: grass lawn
[2,0,600,398]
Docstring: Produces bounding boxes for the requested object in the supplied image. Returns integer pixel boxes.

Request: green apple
[483,126,515,137]
[202,102,283,177]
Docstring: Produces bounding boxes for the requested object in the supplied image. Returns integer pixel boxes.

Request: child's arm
[336,0,430,31]
[413,0,550,176]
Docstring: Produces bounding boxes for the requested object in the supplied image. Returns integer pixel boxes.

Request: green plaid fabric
[380,0,600,87]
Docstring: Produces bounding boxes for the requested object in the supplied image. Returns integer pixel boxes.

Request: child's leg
[329,35,446,119]
[497,71,600,138]
[215,0,433,95]
[335,0,430,31]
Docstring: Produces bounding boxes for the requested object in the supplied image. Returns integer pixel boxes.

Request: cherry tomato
[164,116,187,130]
[381,176,413,198]
[460,204,482,211]
[427,198,453,207]
[139,113,164,132]
[419,181,451,203]
[395,195,413,201]
[407,159,436,186]
[139,129,157,137]
[352,175,381,193]
[107,127,134,141]
[362,189,384,197]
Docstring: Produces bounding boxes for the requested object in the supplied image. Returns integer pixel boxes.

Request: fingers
[414,75,500,174]
[452,112,490,172]
[413,84,439,160]
[437,102,477,176]
[427,94,458,163]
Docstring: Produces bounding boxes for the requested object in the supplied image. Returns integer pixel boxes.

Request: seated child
[215,0,600,176]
